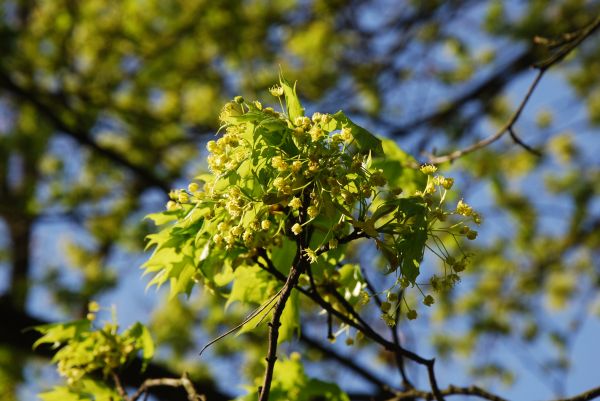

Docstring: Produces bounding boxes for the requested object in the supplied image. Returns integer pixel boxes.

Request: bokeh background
[1,1,600,400]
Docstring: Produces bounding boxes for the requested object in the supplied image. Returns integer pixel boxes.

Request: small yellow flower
[269,85,284,97]
[456,199,473,216]
[291,223,303,236]
[289,197,302,209]
[206,140,219,153]
[232,226,243,236]
[188,182,199,193]
[291,160,303,173]
[178,192,189,203]
[307,206,319,219]
[340,127,353,142]
[303,248,317,263]
[442,177,454,189]
[420,164,437,175]
[261,220,271,230]
[273,177,285,190]
[88,301,100,312]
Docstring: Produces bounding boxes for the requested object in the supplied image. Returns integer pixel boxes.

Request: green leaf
[371,138,425,195]
[32,320,91,349]
[227,264,280,307]
[145,211,179,226]
[270,238,296,274]
[126,322,155,370]
[279,289,300,343]
[395,198,428,282]
[279,73,304,121]
[332,111,383,156]
[39,379,121,401]
[235,356,350,401]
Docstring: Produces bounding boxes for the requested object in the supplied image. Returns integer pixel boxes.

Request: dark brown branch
[258,246,306,401]
[112,372,128,399]
[316,229,367,256]
[387,384,508,401]
[508,127,541,156]
[361,266,413,390]
[300,331,394,392]
[388,383,600,401]
[387,48,537,138]
[550,386,600,401]
[256,251,446,400]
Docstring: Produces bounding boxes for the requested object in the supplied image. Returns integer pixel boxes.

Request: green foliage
[236,354,350,401]
[3,1,600,399]
[33,306,154,388]
[38,380,120,401]
[143,78,478,339]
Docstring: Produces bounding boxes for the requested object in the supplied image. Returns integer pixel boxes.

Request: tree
[1,1,600,400]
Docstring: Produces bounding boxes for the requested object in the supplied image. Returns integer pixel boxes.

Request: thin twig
[316,229,367,256]
[130,373,206,401]
[388,383,600,401]
[388,384,508,401]
[198,289,283,357]
[427,69,544,164]
[300,331,394,392]
[508,127,541,156]
[112,372,128,400]
[551,386,600,401]
[427,15,600,165]
[361,266,414,390]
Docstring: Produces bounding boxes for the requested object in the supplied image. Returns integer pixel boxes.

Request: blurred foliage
[1,0,600,400]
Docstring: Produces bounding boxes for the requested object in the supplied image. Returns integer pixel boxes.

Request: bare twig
[112,372,128,399]
[387,384,508,401]
[361,266,414,390]
[427,69,544,164]
[508,127,541,156]
[131,373,205,401]
[316,229,367,256]
[427,15,600,165]
[300,331,394,392]
[387,383,600,401]
[551,386,600,401]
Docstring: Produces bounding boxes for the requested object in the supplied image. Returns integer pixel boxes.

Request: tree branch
[427,15,600,164]
[255,251,446,400]
[130,372,206,401]
[361,266,414,390]
[0,69,171,192]
[0,298,230,401]
[258,250,306,401]
[300,331,395,393]
[387,383,600,401]
[387,384,508,401]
